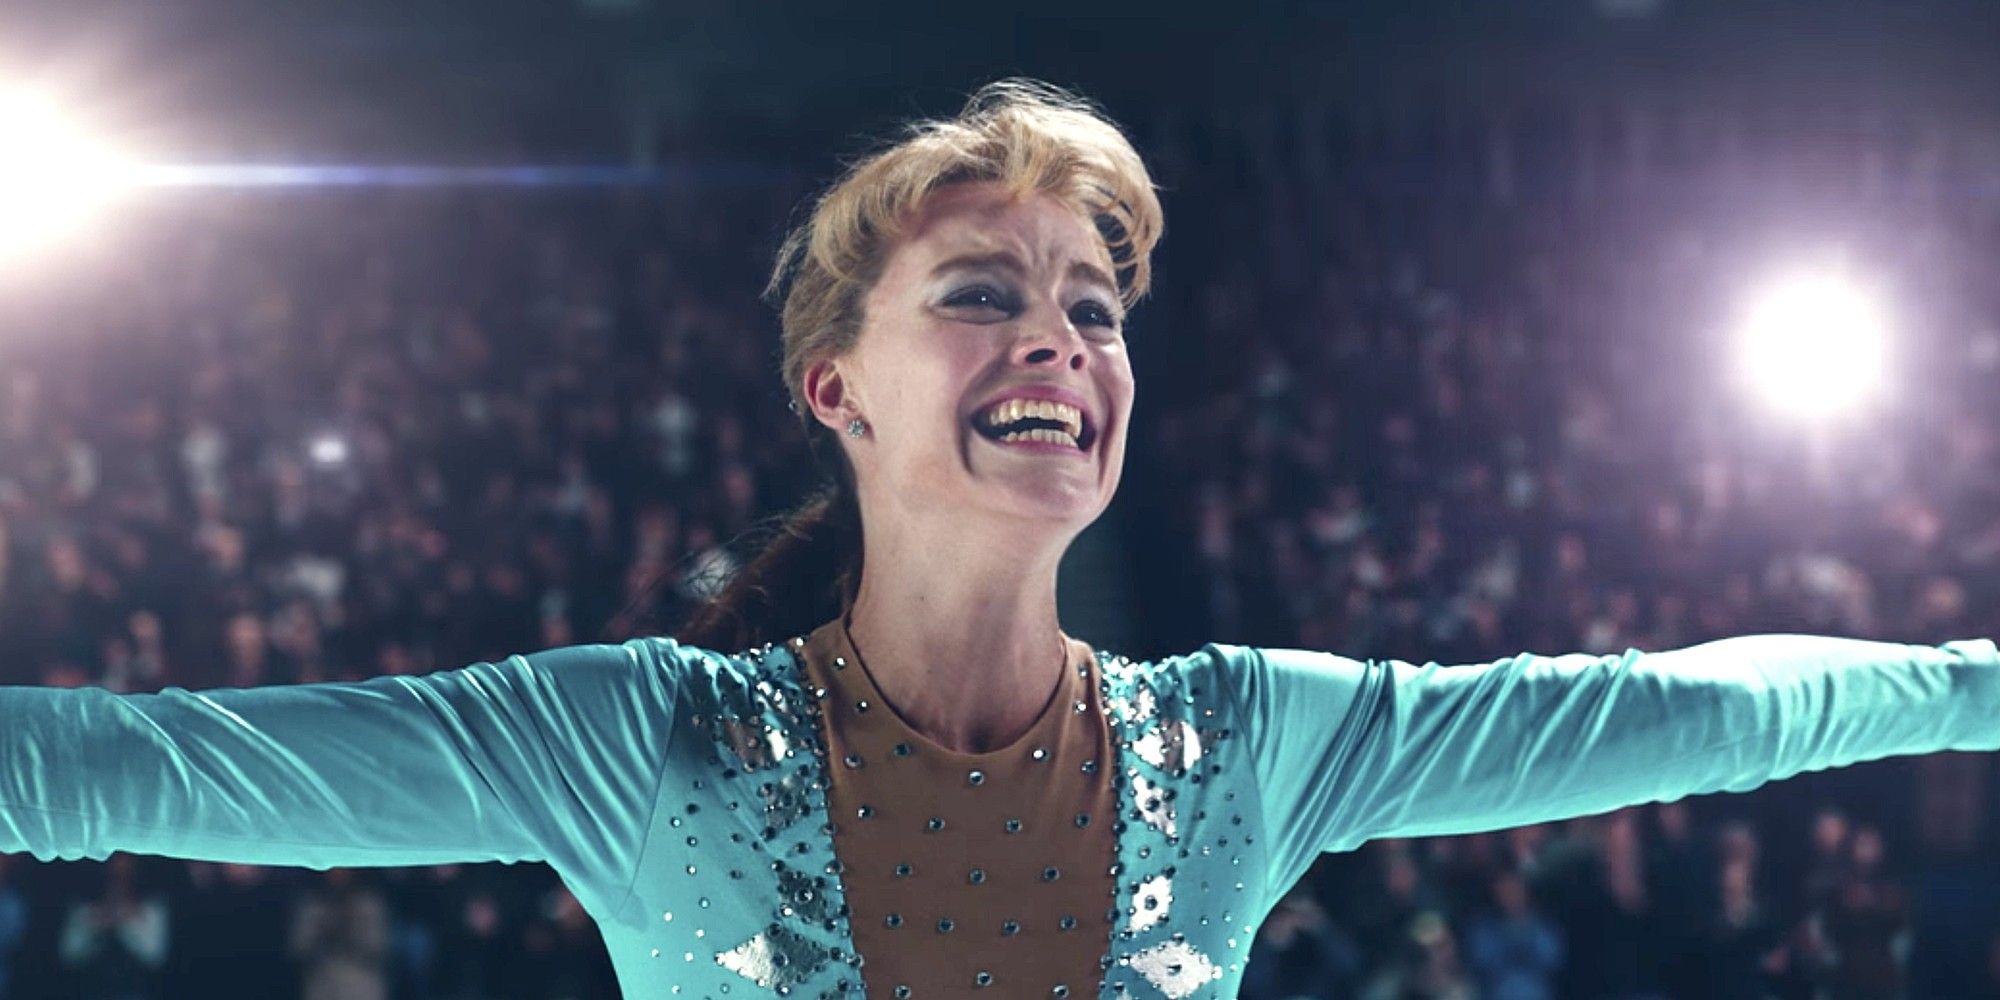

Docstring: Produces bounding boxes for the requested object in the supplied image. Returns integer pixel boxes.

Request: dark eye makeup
[943,284,1121,329]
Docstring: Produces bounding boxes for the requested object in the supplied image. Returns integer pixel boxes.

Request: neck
[843,513,1070,755]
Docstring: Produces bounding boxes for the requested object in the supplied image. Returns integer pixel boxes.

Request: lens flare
[0,91,140,262]
[1735,273,1890,422]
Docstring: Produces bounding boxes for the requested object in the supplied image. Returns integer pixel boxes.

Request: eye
[1072,300,1121,330]
[943,285,1016,314]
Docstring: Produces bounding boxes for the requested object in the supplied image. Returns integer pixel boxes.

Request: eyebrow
[929,251,1120,301]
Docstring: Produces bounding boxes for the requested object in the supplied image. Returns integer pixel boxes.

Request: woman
[2,78,1997,1000]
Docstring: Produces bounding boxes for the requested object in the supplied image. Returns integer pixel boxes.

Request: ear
[802,355,856,434]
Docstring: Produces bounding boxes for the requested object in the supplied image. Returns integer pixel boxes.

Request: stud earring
[847,418,866,438]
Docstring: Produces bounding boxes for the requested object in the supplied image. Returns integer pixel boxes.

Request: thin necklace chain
[840,611,1069,721]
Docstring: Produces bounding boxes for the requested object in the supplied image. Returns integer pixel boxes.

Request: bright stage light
[308,433,350,466]
[1734,272,1891,422]
[0,91,139,262]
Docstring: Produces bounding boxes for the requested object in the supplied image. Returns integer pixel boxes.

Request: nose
[1012,298,1089,371]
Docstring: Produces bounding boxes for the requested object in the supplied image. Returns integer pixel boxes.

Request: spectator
[165,862,295,999]
[1799,806,1854,919]
[1645,800,1718,999]
[1811,825,1911,1000]
[0,855,28,997]
[1702,856,1789,1000]
[1462,868,1564,1000]
[516,885,617,1000]
[1245,890,1367,1000]
[290,868,392,1000]
[57,852,169,1000]
[1358,910,1477,1000]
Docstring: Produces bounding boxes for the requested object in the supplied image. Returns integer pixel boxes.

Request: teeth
[997,428,1076,447]
[979,398,1085,442]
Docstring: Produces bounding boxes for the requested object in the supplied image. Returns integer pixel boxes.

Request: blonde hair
[674,77,1164,652]
[770,76,1165,418]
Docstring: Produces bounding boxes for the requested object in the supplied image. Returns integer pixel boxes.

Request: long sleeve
[0,637,687,915]
[1214,634,2000,894]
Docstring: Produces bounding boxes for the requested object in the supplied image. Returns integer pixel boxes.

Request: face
[806,181,1134,532]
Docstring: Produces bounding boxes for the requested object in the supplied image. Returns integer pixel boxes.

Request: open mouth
[971,411,1097,453]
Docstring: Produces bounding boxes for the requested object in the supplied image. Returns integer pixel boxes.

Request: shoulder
[619,634,734,673]
[615,635,775,691]
[1107,642,1380,728]
[488,636,765,711]
[1105,642,1257,696]
[1095,642,1247,725]
[619,635,825,724]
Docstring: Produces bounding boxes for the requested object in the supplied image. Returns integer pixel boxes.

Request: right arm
[0,637,688,910]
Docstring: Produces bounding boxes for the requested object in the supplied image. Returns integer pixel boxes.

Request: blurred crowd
[1147,108,2000,999]
[1,105,1999,998]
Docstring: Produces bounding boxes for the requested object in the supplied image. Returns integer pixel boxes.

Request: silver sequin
[1128,939,1221,998]
[1132,718,1204,776]
[1129,873,1173,934]
[772,862,836,925]
[758,763,815,833]
[715,924,826,991]
[717,716,782,773]
[1131,771,1176,839]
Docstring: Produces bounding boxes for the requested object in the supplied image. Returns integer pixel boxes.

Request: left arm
[1213,633,2000,893]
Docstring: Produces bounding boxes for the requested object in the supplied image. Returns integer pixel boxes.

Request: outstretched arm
[1215,633,2000,893]
[0,637,687,913]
